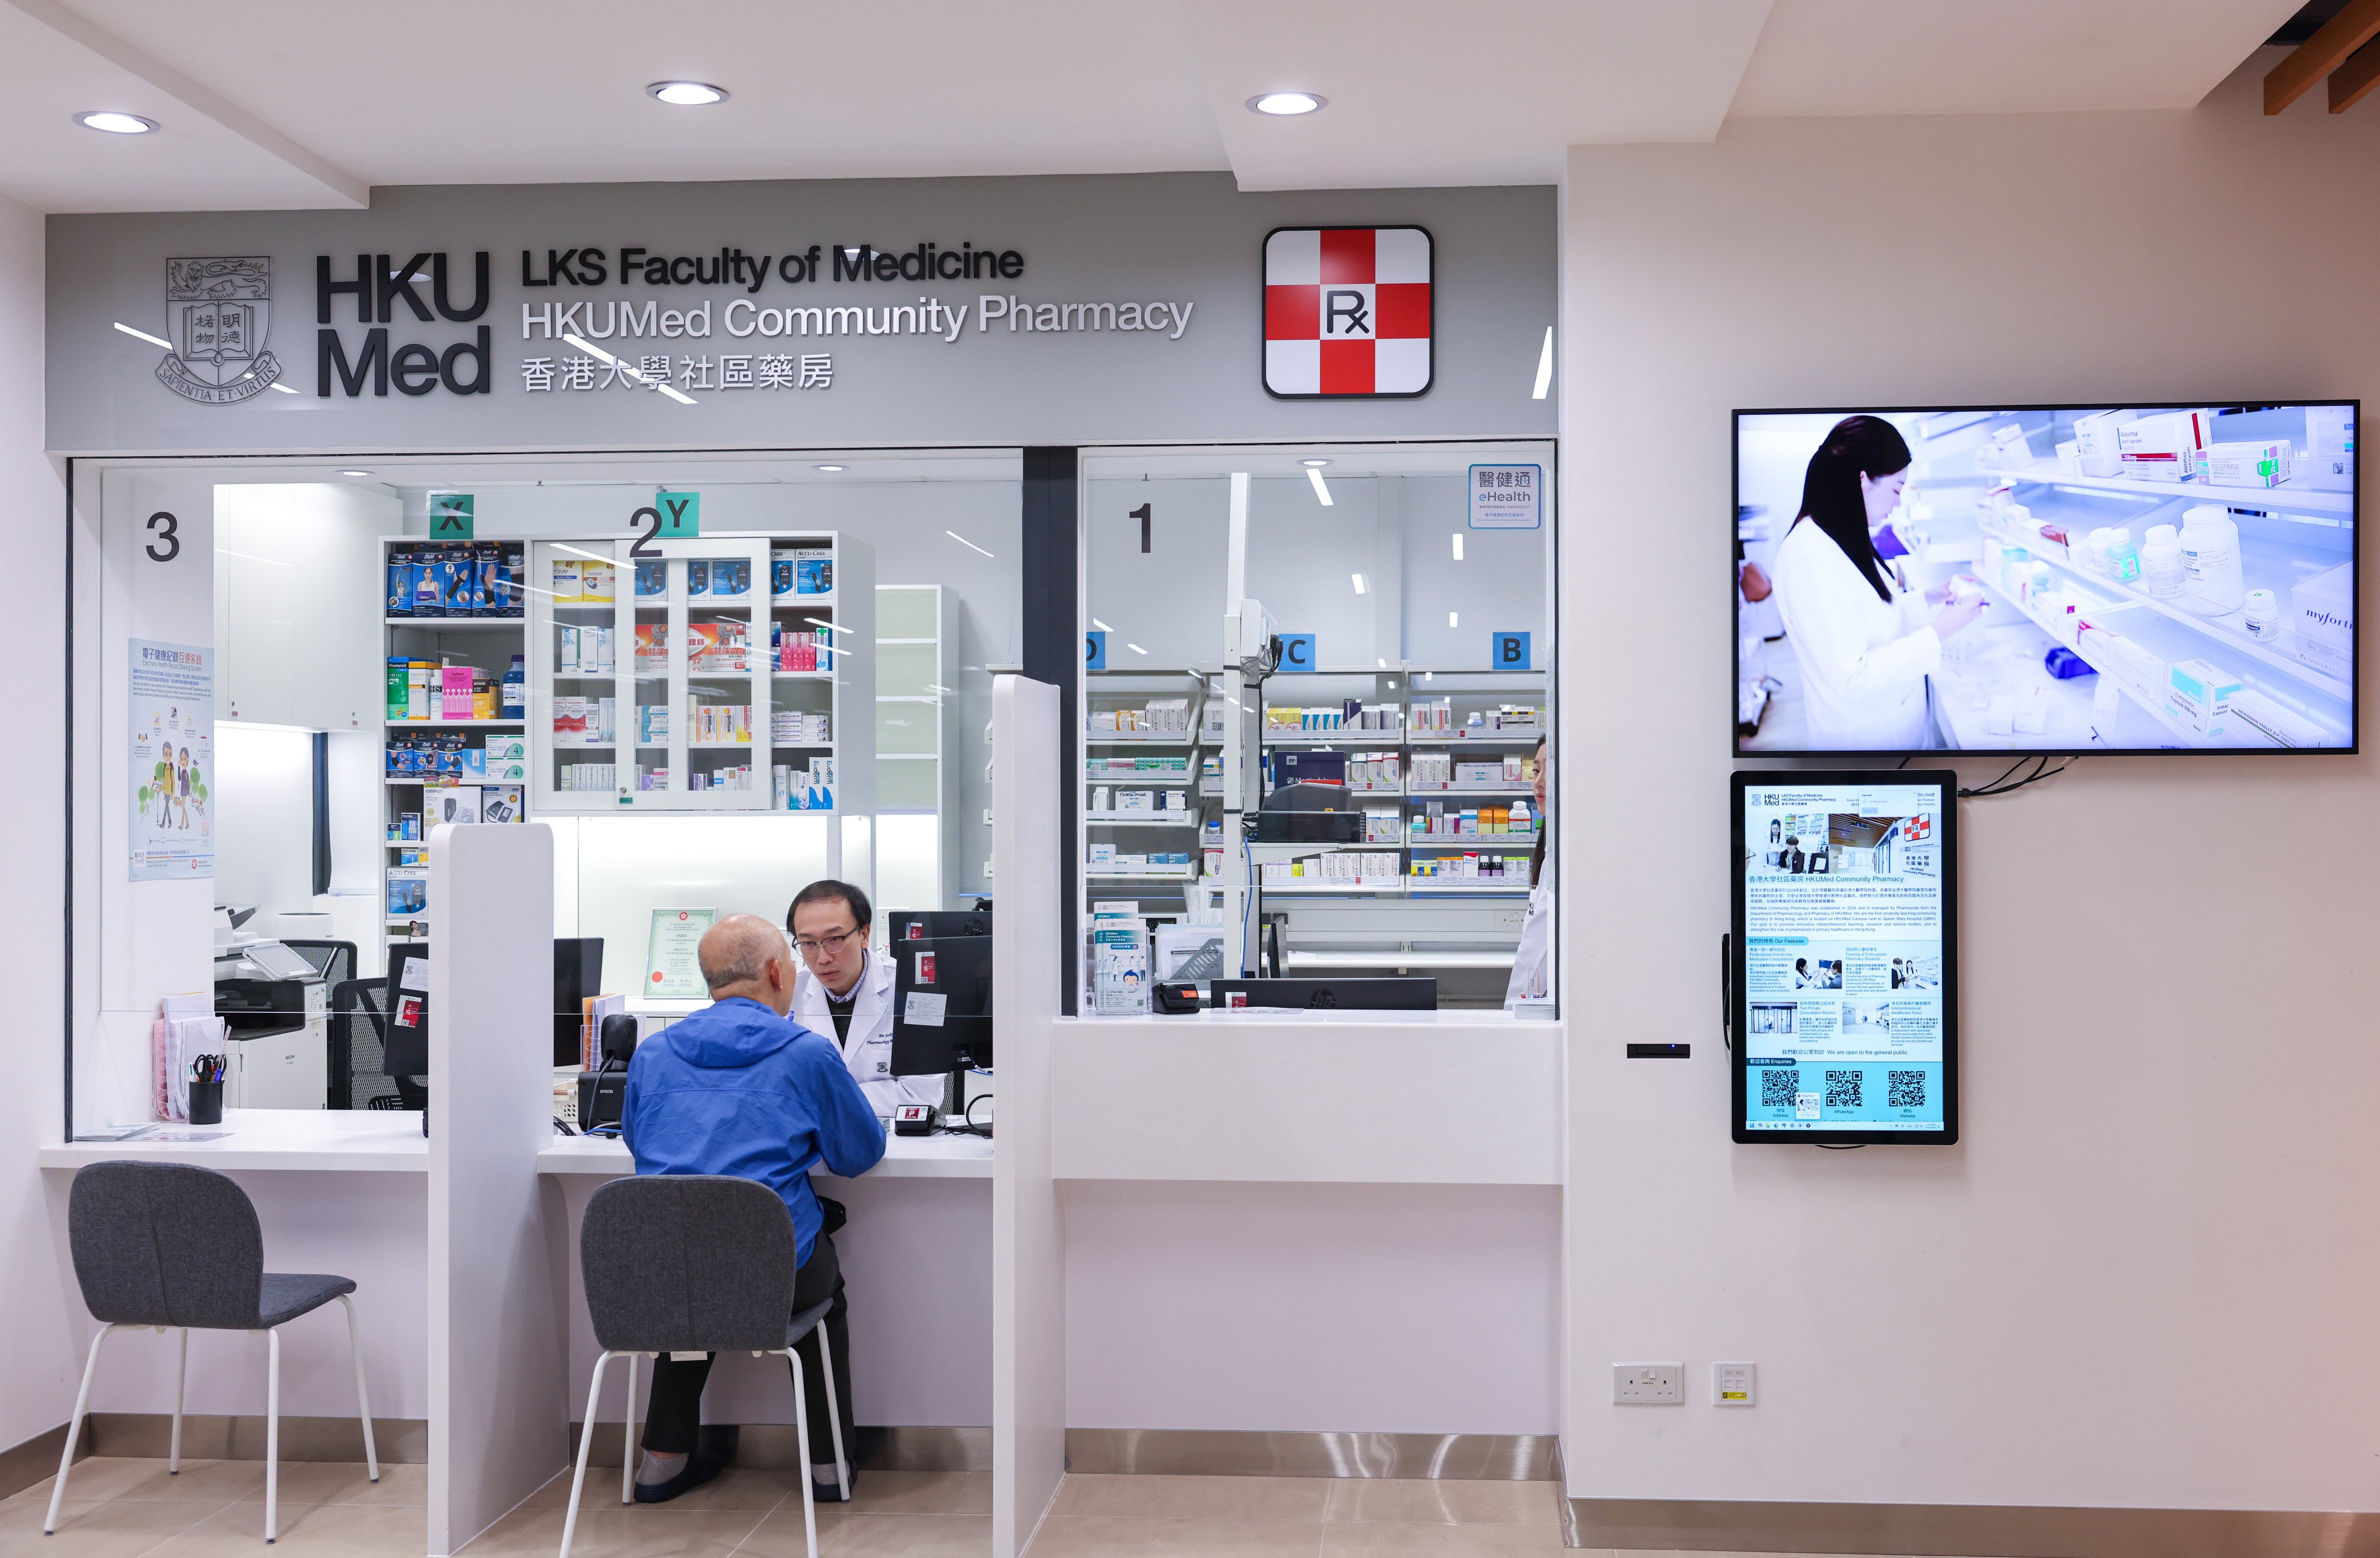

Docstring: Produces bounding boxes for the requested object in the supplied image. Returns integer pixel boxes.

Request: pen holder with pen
[187,1080,224,1125]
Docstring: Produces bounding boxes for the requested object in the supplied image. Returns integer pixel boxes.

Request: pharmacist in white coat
[1506,737,1555,1010]
[788,879,943,1115]
[1771,415,1984,751]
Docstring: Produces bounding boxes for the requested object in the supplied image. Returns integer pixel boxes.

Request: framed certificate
[644,907,716,1000]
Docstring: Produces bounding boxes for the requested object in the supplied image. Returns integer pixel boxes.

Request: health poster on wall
[128,640,214,881]
[646,907,716,999]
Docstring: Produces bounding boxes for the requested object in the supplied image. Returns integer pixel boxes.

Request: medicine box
[386,868,428,917]
[481,784,524,824]
[2198,440,2292,489]
[2116,410,2209,480]
[485,734,528,762]
[2293,561,2353,679]
[2165,658,2241,738]
[790,548,833,594]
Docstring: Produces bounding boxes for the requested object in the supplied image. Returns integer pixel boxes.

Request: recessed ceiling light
[340,470,374,478]
[1301,458,1331,468]
[1307,467,1334,507]
[647,81,727,106]
[815,464,844,471]
[77,111,157,134]
[1248,92,1325,116]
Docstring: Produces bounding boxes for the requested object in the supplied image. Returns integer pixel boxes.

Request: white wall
[213,725,316,924]
[1562,55,2380,1512]
[0,190,76,1456]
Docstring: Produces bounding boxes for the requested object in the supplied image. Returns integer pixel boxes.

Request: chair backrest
[328,978,398,1111]
[579,1176,798,1354]
[284,939,357,989]
[69,1162,264,1330]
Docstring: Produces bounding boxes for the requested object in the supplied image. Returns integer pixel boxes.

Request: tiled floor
[6,1456,1902,1557]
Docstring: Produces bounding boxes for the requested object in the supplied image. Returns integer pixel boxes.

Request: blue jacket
[621,996,886,1265]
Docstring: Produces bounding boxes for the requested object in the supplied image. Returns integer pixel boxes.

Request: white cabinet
[216,484,392,731]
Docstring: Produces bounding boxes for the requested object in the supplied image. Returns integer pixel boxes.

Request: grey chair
[49,1162,377,1544]
[562,1175,846,1558]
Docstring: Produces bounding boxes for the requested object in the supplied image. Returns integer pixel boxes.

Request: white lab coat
[1770,518,1940,751]
[793,950,942,1117]
[1504,856,1554,1010]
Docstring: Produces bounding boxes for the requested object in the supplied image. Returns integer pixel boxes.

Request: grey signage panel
[47,173,1554,454]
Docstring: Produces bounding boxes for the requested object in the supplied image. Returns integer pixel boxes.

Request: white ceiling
[0,0,2309,214]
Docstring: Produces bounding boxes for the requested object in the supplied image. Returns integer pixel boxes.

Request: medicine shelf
[1408,785,1533,797]
[771,593,837,608]
[1405,731,1544,745]
[1085,733,1203,745]
[1971,576,2279,749]
[1259,730,1407,745]
[1992,462,2354,518]
[1976,518,2353,702]
[383,617,526,629]
[1084,773,1196,785]
[1286,950,1517,971]
[772,670,835,680]
[1256,882,1407,896]
[384,718,526,728]
[1086,869,1198,882]
[1409,836,1537,848]
[1084,813,1201,827]
[1406,885,1529,897]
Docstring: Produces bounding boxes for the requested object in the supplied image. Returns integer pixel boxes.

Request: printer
[211,905,329,1109]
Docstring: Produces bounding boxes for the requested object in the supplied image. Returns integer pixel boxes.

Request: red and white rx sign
[1263,226,1432,398]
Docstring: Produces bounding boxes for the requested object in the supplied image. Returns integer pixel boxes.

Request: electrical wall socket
[1712,1361,1756,1406]
[1612,1363,1684,1405]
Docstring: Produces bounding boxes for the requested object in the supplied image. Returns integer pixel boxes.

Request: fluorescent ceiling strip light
[946,530,995,558]
[1448,612,1459,627]
[550,543,615,563]
[1126,642,1148,655]
[1351,573,1366,594]
[562,332,697,404]
[804,617,853,636]
[1307,467,1334,506]
[217,549,292,568]
[114,321,172,349]
[1451,534,1464,560]
[1532,326,1554,400]
[1091,618,1113,632]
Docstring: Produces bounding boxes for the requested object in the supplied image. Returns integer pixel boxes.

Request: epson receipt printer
[577,1013,640,1130]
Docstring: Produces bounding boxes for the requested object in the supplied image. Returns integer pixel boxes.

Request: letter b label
[1492,631,1530,670]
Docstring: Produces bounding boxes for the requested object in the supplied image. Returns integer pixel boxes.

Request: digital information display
[1731,771,1958,1144]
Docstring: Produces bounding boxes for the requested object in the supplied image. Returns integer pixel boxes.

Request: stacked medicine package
[386,656,526,720]
[1088,698,1192,735]
[388,540,525,619]
[776,756,835,810]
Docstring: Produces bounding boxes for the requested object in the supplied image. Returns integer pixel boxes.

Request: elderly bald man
[620,913,886,1505]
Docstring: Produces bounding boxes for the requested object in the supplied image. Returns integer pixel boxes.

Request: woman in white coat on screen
[787,879,944,1116]
[1770,416,1984,751]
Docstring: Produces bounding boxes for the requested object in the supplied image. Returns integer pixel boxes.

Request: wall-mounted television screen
[1734,404,2356,755]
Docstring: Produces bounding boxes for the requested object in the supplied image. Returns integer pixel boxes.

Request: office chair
[49,1162,378,1545]
[327,978,402,1111]
[560,1176,847,1558]
[282,939,357,990]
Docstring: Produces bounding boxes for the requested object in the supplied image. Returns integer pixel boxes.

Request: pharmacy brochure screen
[1732,772,1958,1144]
[1734,402,2356,756]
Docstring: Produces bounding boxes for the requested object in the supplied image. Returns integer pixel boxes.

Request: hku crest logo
[157,257,282,403]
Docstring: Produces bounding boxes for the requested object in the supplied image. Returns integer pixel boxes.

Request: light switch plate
[1613,1363,1684,1405]
[1712,1361,1756,1406]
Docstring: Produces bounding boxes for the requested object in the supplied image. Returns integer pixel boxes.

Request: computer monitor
[553,936,604,1067]
[887,910,991,945]
[888,935,994,1075]
[1207,977,1436,1011]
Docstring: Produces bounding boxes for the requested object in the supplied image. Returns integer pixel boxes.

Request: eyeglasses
[793,928,861,957]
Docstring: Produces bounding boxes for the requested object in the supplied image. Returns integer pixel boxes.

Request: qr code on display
[1825,1070,1862,1108]
[1888,1070,1926,1108]
[1759,1069,1798,1108]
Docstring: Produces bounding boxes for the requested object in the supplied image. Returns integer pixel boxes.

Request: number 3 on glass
[145,511,180,563]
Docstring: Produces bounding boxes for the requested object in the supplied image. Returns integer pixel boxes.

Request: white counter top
[537,1127,994,1179]
[38,1109,430,1173]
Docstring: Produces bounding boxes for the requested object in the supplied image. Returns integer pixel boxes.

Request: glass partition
[1079,443,1557,1014]
[70,450,1017,1132]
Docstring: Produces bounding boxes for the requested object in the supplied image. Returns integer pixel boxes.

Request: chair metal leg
[619,1353,638,1506]
[558,1352,615,1558]
[265,1328,282,1543]
[780,1349,818,1558]
[335,1296,378,1483]
[169,1327,189,1474]
[811,1320,848,1501]
[44,1322,115,1535]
